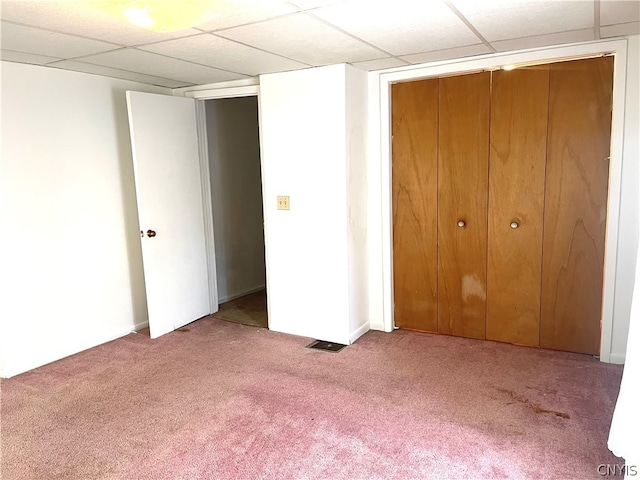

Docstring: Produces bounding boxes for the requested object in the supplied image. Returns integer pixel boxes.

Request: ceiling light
[123,5,154,28]
[101,0,219,32]
[502,65,516,71]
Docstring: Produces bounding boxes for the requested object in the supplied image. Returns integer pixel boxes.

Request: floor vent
[306,340,347,353]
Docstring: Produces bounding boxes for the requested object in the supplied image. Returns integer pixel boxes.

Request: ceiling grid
[0,0,637,87]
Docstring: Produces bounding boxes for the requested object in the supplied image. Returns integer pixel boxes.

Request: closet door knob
[457,220,466,228]
[146,229,157,237]
[510,221,520,229]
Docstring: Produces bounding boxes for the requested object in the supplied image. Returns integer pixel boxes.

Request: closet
[392,56,613,355]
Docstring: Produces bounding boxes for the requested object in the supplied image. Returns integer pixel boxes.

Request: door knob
[510,221,520,229]
[146,229,157,237]
[457,220,466,228]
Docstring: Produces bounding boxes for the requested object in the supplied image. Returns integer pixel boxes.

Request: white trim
[195,100,219,315]
[185,85,260,100]
[256,89,272,331]
[349,321,370,345]
[367,68,386,332]
[133,321,149,331]
[371,38,629,362]
[0,368,7,379]
[178,83,269,327]
[609,353,627,365]
[218,285,266,304]
[600,41,629,364]
[173,77,259,97]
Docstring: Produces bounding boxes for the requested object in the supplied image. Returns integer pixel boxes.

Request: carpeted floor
[213,290,268,328]
[0,318,623,479]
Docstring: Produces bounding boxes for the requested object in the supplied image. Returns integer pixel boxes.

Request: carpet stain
[495,388,570,419]
[525,385,557,395]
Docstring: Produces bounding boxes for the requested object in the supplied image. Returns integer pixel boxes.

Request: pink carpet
[1,318,623,479]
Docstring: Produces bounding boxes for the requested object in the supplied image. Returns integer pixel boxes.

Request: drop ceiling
[1,0,638,88]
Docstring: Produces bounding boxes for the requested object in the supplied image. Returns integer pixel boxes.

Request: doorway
[204,96,268,329]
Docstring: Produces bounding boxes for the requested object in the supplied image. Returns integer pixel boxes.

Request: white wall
[0,62,169,377]
[259,64,369,344]
[205,96,265,303]
[608,207,640,469]
[345,66,370,342]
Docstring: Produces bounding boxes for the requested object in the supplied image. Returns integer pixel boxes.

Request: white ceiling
[1,0,639,88]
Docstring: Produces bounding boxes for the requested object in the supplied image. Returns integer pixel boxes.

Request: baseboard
[0,368,7,379]
[609,353,626,365]
[368,320,385,332]
[349,321,370,344]
[218,285,266,304]
[134,321,149,332]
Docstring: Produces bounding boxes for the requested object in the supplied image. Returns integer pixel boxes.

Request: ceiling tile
[217,12,383,66]
[600,0,640,25]
[77,48,248,85]
[49,60,191,88]
[196,0,298,31]
[3,0,634,90]
[311,0,481,56]
[350,57,410,71]
[0,2,202,46]
[451,0,593,42]
[0,21,119,58]
[491,29,595,53]
[139,33,308,76]
[0,49,61,65]
[400,44,493,65]
[601,22,640,37]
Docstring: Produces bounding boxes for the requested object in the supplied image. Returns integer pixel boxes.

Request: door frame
[178,83,268,322]
[369,38,629,362]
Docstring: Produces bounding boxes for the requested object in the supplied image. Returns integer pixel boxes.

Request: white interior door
[126,91,212,339]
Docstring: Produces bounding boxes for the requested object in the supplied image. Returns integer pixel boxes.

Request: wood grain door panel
[540,56,613,355]
[392,79,439,331]
[437,72,491,339]
[486,66,550,347]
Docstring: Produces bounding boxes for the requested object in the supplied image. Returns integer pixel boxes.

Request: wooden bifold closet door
[540,57,613,354]
[392,72,490,338]
[392,56,613,355]
[486,65,549,347]
[392,79,439,332]
[437,72,490,339]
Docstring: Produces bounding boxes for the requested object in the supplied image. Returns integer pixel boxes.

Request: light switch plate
[277,195,290,210]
